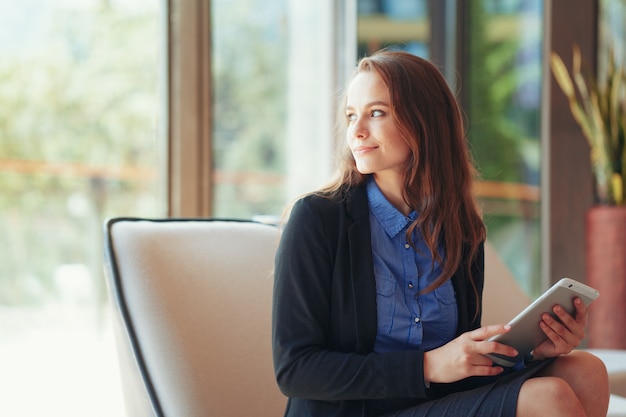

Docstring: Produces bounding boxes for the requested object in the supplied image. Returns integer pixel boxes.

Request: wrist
[422,350,430,383]
[422,350,436,385]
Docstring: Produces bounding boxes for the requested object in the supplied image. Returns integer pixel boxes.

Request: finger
[539,316,580,351]
[481,339,519,358]
[551,305,585,339]
[538,320,567,354]
[548,306,585,340]
[542,313,572,340]
[468,324,512,341]
[551,304,577,329]
[572,297,588,324]
[533,339,559,360]
[471,364,506,377]
[473,354,496,367]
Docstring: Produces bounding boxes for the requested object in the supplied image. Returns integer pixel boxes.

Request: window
[463,0,544,295]
[210,0,353,220]
[0,1,166,415]
[211,0,288,218]
[357,0,430,58]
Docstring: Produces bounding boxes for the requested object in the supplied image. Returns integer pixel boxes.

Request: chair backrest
[482,241,532,325]
[104,218,287,417]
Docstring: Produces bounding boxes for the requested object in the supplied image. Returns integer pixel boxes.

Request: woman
[271,50,609,417]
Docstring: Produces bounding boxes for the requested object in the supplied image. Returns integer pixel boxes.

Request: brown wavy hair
[322,49,486,295]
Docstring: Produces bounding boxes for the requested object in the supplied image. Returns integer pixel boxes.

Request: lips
[352,145,378,155]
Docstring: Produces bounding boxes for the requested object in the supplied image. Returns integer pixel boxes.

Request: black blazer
[272,184,485,417]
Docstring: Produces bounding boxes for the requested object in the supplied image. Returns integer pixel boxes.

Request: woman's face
[345,71,411,184]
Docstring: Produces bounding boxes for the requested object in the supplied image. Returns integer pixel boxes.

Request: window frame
[168,0,213,217]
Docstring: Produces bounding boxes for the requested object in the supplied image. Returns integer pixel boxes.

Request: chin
[355,163,373,175]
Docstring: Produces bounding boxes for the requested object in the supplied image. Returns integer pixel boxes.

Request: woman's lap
[381,360,553,417]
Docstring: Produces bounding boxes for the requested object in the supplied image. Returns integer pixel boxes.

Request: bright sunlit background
[0,0,165,415]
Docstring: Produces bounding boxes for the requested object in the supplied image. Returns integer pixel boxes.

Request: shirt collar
[366,178,416,239]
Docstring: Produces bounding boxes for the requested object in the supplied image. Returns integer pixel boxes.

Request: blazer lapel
[345,186,378,353]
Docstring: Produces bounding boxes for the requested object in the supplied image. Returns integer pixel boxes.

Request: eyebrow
[345,100,390,110]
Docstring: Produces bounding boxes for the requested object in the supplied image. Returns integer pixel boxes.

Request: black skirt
[380,360,553,417]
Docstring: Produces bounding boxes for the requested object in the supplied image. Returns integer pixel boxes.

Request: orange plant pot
[586,205,626,349]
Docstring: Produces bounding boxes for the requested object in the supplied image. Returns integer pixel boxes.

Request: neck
[373,175,411,216]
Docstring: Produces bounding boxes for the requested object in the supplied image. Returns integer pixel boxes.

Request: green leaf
[550,52,576,98]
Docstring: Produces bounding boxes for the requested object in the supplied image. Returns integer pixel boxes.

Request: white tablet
[484,277,599,367]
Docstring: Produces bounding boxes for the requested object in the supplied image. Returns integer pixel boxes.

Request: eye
[346,112,357,122]
[371,109,385,117]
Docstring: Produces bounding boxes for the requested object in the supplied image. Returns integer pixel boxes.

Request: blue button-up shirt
[367,179,458,353]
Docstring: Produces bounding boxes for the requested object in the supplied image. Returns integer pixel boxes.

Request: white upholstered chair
[104,218,626,417]
[104,218,286,417]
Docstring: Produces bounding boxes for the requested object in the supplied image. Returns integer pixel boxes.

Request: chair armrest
[584,349,626,397]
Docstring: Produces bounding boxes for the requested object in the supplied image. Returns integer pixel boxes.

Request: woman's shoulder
[289,191,344,222]
[296,185,362,209]
[287,184,366,224]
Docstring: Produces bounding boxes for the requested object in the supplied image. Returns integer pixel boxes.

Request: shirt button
[414,317,421,323]
[408,283,414,289]
[404,243,410,249]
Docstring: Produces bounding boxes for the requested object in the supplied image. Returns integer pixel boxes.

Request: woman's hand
[423,324,517,384]
[532,297,587,361]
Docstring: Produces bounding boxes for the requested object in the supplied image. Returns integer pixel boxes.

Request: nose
[351,117,368,140]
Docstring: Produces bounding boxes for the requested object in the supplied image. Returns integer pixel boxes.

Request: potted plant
[550,46,626,348]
